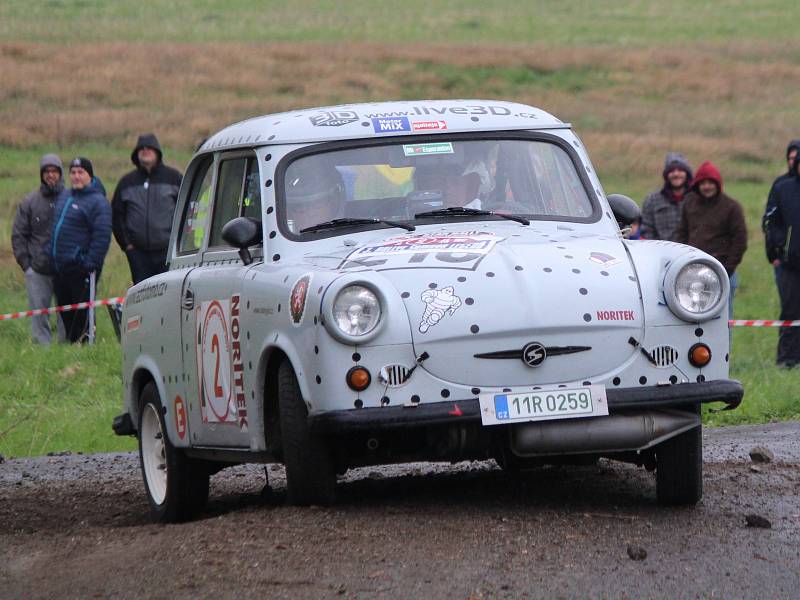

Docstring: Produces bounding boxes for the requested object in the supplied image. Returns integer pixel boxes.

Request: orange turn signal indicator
[346,366,371,391]
[688,343,711,368]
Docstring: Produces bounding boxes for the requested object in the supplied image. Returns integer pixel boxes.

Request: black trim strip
[308,379,744,434]
[474,345,591,359]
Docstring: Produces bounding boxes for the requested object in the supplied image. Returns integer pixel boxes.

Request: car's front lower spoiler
[308,379,743,434]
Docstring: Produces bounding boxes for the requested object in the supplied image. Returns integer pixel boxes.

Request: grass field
[1,1,798,457]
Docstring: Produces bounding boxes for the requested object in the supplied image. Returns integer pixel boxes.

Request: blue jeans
[728,271,738,321]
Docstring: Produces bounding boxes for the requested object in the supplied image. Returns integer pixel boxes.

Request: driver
[285,164,345,233]
[413,159,494,210]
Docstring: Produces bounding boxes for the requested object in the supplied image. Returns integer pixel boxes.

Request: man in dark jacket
[763,140,800,286]
[673,161,748,320]
[764,153,800,367]
[112,133,182,284]
[11,154,68,344]
[51,157,112,343]
[640,152,693,240]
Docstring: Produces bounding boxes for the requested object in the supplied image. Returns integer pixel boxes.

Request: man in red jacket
[673,161,748,321]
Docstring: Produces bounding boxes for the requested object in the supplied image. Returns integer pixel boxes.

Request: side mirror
[221,217,263,265]
[607,194,641,227]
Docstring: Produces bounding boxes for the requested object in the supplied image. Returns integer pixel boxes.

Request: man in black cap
[50,157,112,343]
[112,133,183,284]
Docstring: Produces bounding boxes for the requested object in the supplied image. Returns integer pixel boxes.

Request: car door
[180,152,262,448]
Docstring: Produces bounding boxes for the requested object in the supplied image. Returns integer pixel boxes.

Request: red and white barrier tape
[1,296,798,327]
[0,296,123,321]
[729,319,800,327]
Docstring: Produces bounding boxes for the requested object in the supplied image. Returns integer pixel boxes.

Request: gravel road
[1,422,798,599]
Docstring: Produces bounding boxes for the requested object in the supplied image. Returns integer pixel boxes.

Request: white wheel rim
[141,403,168,505]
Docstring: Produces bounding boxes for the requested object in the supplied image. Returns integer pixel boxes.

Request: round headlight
[674,262,723,314]
[333,285,381,337]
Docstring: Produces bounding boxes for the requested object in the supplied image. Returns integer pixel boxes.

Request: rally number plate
[479,385,608,426]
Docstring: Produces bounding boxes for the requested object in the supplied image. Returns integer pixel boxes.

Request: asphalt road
[1,422,798,599]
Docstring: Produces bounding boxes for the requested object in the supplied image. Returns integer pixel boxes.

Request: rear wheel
[656,424,702,505]
[278,360,337,505]
[138,382,210,522]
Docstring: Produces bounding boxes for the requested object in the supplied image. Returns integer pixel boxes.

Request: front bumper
[308,379,743,434]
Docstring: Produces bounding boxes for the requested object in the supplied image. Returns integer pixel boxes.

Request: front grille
[379,364,411,387]
[650,345,679,368]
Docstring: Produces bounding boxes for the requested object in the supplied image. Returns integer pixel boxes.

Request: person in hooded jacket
[673,161,748,320]
[640,152,693,240]
[50,157,112,343]
[764,153,800,367]
[112,133,183,284]
[11,154,68,344]
[762,140,800,284]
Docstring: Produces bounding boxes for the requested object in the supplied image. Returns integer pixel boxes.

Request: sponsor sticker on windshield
[402,142,454,157]
[412,120,447,131]
[372,117,411,133]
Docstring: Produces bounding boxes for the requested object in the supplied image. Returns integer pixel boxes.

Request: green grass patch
[0,0,796,45]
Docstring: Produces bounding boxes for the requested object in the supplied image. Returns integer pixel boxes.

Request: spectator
[112,133,182,284]
[674,161,748,320]
[763,139,800,279]
[640,153,693,240]
[50,158,112,343]
[11,154,68,344]
[764,152,800,367]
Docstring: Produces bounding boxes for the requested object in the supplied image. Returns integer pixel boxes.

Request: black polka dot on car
[465,298,474,305]
[583,313,592,322]
[470,325,480,333]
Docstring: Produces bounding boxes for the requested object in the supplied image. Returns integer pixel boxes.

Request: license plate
[479,385,608,426]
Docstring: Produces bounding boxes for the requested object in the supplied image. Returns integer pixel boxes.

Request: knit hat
[69,157,94,178]
[40,154,63,180]
[131,133,163,167]
[786,139,800,160]
[692,161,723,194]
[662,152,693,182]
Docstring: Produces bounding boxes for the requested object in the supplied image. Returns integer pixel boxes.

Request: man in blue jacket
[765,152,800,367]
[50,157,112,343]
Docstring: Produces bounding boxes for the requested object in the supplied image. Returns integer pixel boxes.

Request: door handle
[182,288,195,310]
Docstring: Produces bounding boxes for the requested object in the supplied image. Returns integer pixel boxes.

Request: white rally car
[113,100,743,522]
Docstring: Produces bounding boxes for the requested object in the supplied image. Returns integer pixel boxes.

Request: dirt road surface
[1,422,799,599]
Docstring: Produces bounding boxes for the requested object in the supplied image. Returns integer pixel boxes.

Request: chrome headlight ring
[322,279,386,344]
[663,256,729,322]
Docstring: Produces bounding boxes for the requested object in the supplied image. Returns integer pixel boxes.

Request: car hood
[335,225,644,387]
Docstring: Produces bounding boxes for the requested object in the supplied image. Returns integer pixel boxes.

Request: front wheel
[278,361,337,505]
[138,382,209,522]
[656,424,702,505]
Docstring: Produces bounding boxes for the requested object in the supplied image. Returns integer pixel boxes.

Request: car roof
[199,99,569,152]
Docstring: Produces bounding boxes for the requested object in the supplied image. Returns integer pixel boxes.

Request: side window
[208,158,247,247]
[178,158,213,254]
[242,158,262,220]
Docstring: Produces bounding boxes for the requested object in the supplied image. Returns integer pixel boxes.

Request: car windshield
[280,138,595,235]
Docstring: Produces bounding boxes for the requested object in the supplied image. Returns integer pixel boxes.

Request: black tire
[656,424,703,505]
[138,382,210,522]
[278,360,337,505]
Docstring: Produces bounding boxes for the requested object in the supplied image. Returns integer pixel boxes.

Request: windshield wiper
[300,218,415,234]
[413,206,530,226]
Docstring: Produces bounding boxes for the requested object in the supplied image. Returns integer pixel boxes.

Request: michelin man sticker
[419,286,462,333]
